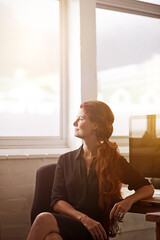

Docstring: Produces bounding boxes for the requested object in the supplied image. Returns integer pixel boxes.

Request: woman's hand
[79,215,107,240]
[109,198,134,221]
[110,185,154,222]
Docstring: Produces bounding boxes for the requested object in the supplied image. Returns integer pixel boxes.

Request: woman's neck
[82,141,98,158]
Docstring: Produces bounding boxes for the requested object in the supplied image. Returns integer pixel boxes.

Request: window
[0,0,67,149]
[96,1,160,137]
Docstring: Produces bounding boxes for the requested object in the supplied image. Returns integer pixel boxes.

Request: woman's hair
[80,100,122,236]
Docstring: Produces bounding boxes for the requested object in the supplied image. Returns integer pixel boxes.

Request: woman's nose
[73,119,78,126]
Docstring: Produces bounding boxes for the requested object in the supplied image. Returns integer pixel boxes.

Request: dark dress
[50,145,150,240]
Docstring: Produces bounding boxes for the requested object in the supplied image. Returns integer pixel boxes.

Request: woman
[27,101,154,240]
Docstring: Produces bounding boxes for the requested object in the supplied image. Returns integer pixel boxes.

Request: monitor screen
[129,115,160,178]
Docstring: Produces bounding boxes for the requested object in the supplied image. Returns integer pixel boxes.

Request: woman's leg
[27,212,62,240]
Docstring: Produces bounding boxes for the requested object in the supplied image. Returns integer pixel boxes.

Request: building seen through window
[96,8,160,136]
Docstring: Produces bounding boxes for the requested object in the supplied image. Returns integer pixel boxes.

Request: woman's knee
[34,212,53,224]
[45,233,63,240]
[33,212,59,232]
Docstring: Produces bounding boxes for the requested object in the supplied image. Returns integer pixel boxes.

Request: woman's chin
[74,133,79,137]
[74,133,82,139]
[74,130,79,136]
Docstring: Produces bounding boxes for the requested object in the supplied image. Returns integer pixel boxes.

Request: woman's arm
[110,184,154,220]
[53,200,107,240]
[53,199,84,220]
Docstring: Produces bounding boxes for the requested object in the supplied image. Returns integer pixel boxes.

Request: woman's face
[73,108,97,140]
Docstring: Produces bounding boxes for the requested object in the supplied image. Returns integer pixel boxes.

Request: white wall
[0,156,58,240]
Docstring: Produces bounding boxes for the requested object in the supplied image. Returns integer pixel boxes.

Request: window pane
[96,8,160,136]
[0,0,60,136]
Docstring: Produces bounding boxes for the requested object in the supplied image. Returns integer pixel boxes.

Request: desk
[131,197,160,240]
[130,196,160,214]
[122,188,160,240]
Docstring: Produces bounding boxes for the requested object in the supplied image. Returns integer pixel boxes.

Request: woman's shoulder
[60,145,82,158]
[58,145,82,165]
[115,153,129,168]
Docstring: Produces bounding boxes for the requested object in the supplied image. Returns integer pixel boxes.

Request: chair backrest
[30,163,57,224]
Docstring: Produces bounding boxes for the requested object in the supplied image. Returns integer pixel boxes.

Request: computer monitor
[129,114,160,178]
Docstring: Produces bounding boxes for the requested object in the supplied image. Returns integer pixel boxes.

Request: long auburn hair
[80,101,122,235]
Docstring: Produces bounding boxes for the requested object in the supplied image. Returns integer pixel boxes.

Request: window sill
[0,147,72,160]
[0,145,129,160]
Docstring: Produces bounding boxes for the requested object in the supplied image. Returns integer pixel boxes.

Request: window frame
[0,0,68,150]
[96,0,160,18]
